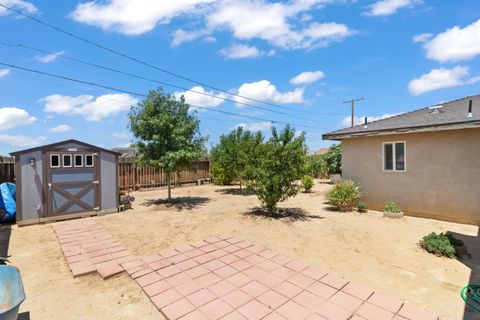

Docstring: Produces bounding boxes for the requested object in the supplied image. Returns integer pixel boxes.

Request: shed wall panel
[19,151,43,220]
[100,151,117,210]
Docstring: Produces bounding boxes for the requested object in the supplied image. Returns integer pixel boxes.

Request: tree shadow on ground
[244,207,324,222]
[215,188,256,196]
[142,197,211,211]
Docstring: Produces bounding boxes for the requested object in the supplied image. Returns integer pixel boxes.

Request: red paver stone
[234,249,252,259]
[307,282,338,300]
[244,254,266,265]
[132,267,154,279]
[328,291,363,312]
[220,311,247,320]
[226,237,243,245]
[276,300,311,320]
[316,301,352,320]
[367,292,404,314]
[151,288,183,309]
[168,254,189,264]
[355,303,395,320]
[397,303,438,320]
[71,264,96,277]
[241,280,269,297]
[271,266,296,280]
[284,260,310,272]
[187,288,217,307]
[215,265,238,279]
[258,290,289,309]
[293,290,325,310]
[209,280,236,296]
[230,259,252,272]
[162,298,196,320]
[392,316,408,320]
[320,274,348,290]
[227,272,252,287]
[341,282,374,301]
[289,272,316,287]
[204,259,226,271]
[97,262,124,279]
[237,300,271,320]
[246,244,265,254]
[270,254,292,265]
[302,266,328,281]
[210,249,229,259]
[258,273,284,287]
[274,281,303,299]
[224,245,241,254]
[179,310,209,320]
[144,280,172,297]
[263,313,288,320]
[258,249,278,259]
[137,271,163,287]
[257,259,279,272]
[197,272,222,287]
[150,259,172,271]
[305,314,328,320]
[223,289,253,309]
[158,265,183,278]
[176,258,199,271]
[243,266,268,280]
[195,253,217,264]
[200,298,234,320]
[220,254,240,264]
[186,265,210,279]
[176,280,203,296]
[167,272,193,287]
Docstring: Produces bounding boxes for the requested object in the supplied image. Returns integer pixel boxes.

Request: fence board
[0,156,15,184]
[118,159,210,191]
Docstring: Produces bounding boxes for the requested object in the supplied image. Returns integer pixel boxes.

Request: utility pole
[343,97,364,127]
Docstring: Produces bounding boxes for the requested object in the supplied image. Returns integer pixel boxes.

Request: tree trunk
[167,172,172,202]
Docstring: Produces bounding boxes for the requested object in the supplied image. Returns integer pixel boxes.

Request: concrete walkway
[51,219,439,320]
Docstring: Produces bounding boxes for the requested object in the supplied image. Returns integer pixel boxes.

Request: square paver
[223,289,253,309]
[241,280,269,297]
[355,302,395,320]
[316,301,352,320]
[237,300,271,320]
[276,300,311,320]
[187,288,217,307]
[341,282,374,301]
[328,291,363,312]
[367,292,403,314]
[319,274,348,290]
[200,299,234,319]
[292,290,325,310]
[162,298,196,320]
[274,281,303,299]
[258,290,289,310]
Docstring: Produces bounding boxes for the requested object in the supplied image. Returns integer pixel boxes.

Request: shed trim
[10,139,121,157]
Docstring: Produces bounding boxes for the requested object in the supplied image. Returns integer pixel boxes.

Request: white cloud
[364,0,422,16]
[0,134,46,147]
[0,107,36,131]
[232,121,273,132]
[0,69,10,79]
[35,51,65,64]
[412,33,432,43]
[71,0,215,35]
[71,0,353,52]
[290,71,325,85]
[235,80,305,106]
[41,93,138,121]
[423,19,480,63]
[113,132,131,139]
[220,44,262,59]
[341,113,399,127]
[0,0,38,16]
[408,66,480,96]
[174,86,226,108]
[48,124,71,133]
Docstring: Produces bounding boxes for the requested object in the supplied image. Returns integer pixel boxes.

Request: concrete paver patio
[52,219,440,320]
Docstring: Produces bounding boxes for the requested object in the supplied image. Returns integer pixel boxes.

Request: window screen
[395,143,405,171]
[74,154,83,167]
[85,154,94,167]
[384,143,393,171]
[63,154,72,167]
[50,154,60,168]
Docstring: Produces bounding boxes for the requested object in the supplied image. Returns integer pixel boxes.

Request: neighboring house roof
[111,146,138,158]
[10,139,120,156]
[323,95,480,140]
[312,148,329,156]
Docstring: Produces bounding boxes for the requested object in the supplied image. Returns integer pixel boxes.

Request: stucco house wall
[341,128,480,225]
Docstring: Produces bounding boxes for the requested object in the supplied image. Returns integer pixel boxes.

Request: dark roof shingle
[323,95,480,140]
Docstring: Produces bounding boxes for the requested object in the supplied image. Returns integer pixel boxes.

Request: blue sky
[0,0,479,155]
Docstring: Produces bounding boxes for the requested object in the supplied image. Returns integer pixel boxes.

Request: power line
[0,61,318,129]
[0,41,333,122]
[343,97,364,127]
[0,3,320,115]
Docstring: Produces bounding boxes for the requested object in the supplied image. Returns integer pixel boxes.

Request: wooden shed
[10,139,120,225]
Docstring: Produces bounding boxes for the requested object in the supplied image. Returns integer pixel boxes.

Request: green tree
[129,88,206,201]
[323,144,342,174]
[306,155,327,178]
[210,127,263,189]
[252,126,307,213]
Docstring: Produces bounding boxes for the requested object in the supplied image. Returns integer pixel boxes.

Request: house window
[74,154,83,167]
[383,142,406,172]
[62,154,72,168]
[50,154,60,168]
[85,154,94,167]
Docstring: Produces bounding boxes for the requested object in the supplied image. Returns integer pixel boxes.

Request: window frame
[62,154,73,168]
[74,154,84,168]
[50,154,61,168]
[382,141,407,172]
[85,154,94,168]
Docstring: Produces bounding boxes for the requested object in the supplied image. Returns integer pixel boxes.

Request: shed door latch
[93,180,100,185]
[48,182,52,190]
[93,207,100,211]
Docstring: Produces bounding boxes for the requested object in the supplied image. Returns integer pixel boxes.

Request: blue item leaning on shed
[0,183,16,222]
[0,265,26,320]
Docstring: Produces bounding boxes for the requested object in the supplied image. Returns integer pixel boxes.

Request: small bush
[384,201,401,213]
[419,232,463,258]
[357,201,368,213]
[301,175,314,192]
[325,180,361,211]
[211,163,234,185]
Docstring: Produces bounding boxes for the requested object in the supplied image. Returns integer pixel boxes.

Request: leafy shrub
[301,175,314,192]
[306,156,327,178]
[211,163,234,185]
[419,232,462,258]
[325,180,361,211]
[323,144,342,174]
[384,201,401,213]
[357,201,368,213]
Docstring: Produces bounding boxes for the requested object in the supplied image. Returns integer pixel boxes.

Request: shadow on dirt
[215,188,255,196]
[142,197,211,211]
[244,207,324,222]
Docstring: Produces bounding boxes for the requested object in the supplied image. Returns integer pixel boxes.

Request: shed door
[46,152,100,217]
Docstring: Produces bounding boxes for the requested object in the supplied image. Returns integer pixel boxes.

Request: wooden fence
[0,156,15,184]
[118,159,210,191]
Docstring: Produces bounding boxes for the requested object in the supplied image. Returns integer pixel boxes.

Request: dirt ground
[5,180,479,320]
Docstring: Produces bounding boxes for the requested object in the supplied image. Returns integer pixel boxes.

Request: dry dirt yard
[6,180,479,320]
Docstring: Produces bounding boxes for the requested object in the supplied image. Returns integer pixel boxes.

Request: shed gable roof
[10,139,120,157]
[323,95,480,140]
